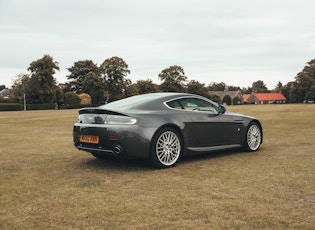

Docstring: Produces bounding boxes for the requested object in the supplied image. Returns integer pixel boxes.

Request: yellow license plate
[80,135,99,144]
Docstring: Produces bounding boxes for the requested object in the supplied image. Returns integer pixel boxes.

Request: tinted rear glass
[101,94,162,108]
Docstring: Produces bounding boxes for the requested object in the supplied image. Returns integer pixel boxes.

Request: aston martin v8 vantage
[73,92,263,168]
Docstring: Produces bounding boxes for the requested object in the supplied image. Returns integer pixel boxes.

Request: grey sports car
[73,92,263,168]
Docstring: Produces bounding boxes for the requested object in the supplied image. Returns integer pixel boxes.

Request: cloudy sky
[1,0,314,89]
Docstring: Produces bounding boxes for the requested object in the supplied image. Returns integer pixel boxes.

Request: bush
[208,94,221,103]
[26,103,56,110]
[0,103,58,111]
[78,93,91,105]
[0,103,23,111]
[64,92,80,107]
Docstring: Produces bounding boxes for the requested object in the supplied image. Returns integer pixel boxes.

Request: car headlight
[104,115,137,125]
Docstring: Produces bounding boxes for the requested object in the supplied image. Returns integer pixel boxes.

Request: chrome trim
[76,145,114,154]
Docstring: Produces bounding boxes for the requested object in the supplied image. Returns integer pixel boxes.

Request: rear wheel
[150,127,182,168]
[244,122,262,151]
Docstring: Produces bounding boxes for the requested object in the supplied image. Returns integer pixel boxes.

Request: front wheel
[149,127,183,168]
[244,122,262,151]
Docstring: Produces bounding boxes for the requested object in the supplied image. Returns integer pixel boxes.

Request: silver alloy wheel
[155,130,181,166]
[247,124,261,151]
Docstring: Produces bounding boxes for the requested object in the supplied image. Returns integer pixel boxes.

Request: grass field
[1,104,314,229]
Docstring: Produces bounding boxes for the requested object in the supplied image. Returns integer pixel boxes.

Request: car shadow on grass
[79,156,152,171]
[78,148,252,171]
[181,148,249,164]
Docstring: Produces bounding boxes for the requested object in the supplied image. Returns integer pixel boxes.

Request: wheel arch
[250,119,263,144]
[243,119,263,152]
[149,123,185,154]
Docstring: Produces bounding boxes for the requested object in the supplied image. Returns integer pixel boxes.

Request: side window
[166,100,184,110]
[179,98,218,113]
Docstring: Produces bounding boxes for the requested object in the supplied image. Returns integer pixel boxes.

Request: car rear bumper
[73,124,156,158]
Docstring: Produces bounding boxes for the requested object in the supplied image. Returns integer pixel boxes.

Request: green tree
[207,82,226,91]
[100,56,131,102]
[136,79,157,94]
[242,87,252,94]
[66,60,100,94]
[64,92,80,106]
[55,86,64,107]
[125,83,139,97]
[290,58,315,102]
[274,81,283,92]
[82,72,105,104]
[251,80,268,93]
[158,65,187,92]
[305,85,315,101]
[186,80,208,97]
[208,94,221,103]
[11,73,31,103]
[280,82,294,103]
[292,72,315,102]
[27,55,59,103]
[289,82,302,103]
[227,85,241,91]
[302,58,315,79]
[0,85,5,91]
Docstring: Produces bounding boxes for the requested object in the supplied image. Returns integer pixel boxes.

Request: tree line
[3,55,315,105]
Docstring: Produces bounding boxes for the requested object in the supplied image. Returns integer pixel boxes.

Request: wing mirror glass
[218,105,226,114]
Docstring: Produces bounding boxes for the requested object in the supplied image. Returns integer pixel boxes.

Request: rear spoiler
[78,108,123,116]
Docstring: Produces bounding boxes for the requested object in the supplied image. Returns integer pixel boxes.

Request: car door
[180,97,237,148]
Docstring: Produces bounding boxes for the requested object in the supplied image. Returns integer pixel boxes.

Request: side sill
[187,144,241,152]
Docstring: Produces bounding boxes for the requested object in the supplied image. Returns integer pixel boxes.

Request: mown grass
[0,104,314,229]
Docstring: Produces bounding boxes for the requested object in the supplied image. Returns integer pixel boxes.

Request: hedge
[0,103,99,111]
[26,103,56,110]
[0,103,23,111]
[0,103,57,111]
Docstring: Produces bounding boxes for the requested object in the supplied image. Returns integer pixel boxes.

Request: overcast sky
[1,0,314,89]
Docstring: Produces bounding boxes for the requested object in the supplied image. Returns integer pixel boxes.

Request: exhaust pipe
[113,145,122,155]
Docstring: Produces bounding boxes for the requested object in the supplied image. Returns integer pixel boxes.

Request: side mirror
[218,105,226,114]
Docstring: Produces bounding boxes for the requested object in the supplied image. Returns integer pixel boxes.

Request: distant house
[209,87,244,105]
[0,88,11,99]
[244,92,287,104]
[243,94,251,102]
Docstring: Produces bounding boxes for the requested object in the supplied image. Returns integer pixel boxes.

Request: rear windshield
[100,94,162,109]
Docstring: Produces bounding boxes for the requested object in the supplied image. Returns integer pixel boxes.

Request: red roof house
[244,93,287,104]
[243,94,251,102]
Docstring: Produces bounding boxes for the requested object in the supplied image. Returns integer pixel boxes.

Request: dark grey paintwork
[73,92,263,160]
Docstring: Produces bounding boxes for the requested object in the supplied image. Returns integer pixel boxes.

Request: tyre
[244,122,262,151]
[150,127,183,168]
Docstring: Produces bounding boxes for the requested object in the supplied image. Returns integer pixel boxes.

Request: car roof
[98,92,199,112]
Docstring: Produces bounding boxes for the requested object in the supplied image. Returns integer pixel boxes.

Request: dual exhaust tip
[113,145,122,155]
